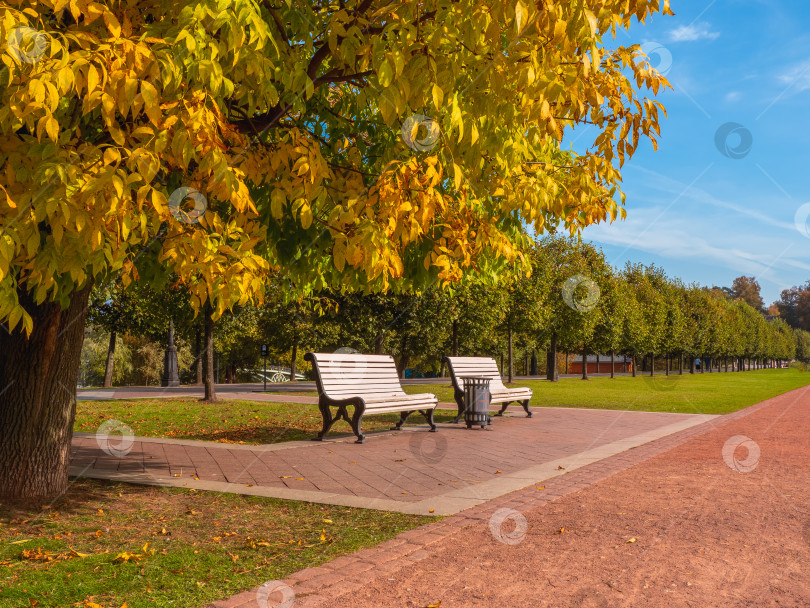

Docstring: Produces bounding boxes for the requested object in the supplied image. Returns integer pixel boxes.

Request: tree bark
[507,324,513,384]
[546,332,558,382]
[103,328,116,388]
[397,335,410,378]
[290,339,298,382]
[203,302,217,402]
[581,348,589,380]
[631,353,637,377]
[650,353,655,377]
[194,324,203,385]
[679,353,683,375]
[610,350,615,379]
[0,284,93,499]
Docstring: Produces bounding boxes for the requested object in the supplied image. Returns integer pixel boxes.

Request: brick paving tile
[287,566,333,582]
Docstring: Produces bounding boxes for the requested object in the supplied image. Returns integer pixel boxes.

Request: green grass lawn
[405,368,810,415]
[74,398,458,444]
[0,479,431,608]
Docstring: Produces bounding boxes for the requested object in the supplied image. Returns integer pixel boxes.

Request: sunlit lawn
[0,479,430,608]
[405,368,810,415]
[74,398,458,444]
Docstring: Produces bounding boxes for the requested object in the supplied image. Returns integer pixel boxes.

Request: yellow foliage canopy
[0,0,671,333]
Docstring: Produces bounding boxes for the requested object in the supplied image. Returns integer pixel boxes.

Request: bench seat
[443,356,533,420]
[305,352,438,443]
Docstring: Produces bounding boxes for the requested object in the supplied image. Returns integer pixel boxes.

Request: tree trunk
[0,284,93,499]
[631,353,636,377]
[679,353,683,375]
[691,357,696,374]
[565,351,570,375]
[581,348,589,380]
[103,328,116,388]
[203,302,217,402]
[596,353,600,375]
[665,355,670,376]
[194,324,203,385]
[650,353,655,377]
[546,332,558,382]
[507,324,513,384]
[397,336,410,378]
[610,350,615,379]
[452,319,458,357]
[290,339,298,382]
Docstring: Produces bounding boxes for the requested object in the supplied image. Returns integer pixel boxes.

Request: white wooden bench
[443,356,533,421]
[304,352,439,444]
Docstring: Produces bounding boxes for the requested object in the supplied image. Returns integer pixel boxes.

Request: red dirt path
[316,386,810,608]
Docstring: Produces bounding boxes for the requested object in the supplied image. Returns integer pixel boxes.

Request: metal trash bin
[461,376,492,429]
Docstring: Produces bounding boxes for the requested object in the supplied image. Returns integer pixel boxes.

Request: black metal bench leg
[422,408,438,432]
[493,402,510,416]
[522,399,532,417]
[394,411,413,430]
[313,400,335,441]
[350,403,366,444]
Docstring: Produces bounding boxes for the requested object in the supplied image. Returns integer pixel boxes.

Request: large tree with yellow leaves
[0,0,670,497]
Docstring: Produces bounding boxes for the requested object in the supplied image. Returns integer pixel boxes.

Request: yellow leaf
[515,1,527,32]
[103,10,122,38]
[432,83,443,111]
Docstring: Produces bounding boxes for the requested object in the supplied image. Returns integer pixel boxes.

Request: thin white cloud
[584,208,802,298]
[668,22,720,43]
[778,60,810,92]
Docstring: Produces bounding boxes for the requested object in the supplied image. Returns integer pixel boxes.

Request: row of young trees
[88,237,799,388]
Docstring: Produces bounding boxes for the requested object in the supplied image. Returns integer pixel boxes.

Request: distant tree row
[84,237,801,392]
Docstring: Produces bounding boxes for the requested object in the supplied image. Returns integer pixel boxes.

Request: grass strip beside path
[74,399,458,445]
[0,479,431,608]
[405,368,810,415]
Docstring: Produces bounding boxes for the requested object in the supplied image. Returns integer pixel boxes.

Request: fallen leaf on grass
[185,507,198,515]
[113,543,156,564]
[322,519,333,524]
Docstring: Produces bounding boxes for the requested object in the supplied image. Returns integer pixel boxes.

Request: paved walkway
[70,407,714,515]
[199,386,810,608]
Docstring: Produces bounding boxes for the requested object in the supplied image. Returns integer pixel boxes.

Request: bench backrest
[304,352,406,401]
[444,356,508,392]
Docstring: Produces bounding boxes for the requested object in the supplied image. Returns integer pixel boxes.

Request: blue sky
[577,0,810,306]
